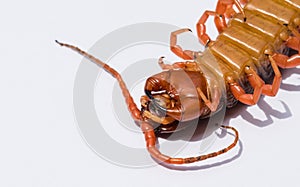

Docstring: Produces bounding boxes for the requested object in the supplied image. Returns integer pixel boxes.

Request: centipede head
[140,68,211,133]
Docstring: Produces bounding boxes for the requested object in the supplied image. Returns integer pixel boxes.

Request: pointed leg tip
[159,56,165,60]
[158,56,165,64]
[55,40,63,46]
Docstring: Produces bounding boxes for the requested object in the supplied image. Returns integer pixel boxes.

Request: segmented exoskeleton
[57,0,300,165]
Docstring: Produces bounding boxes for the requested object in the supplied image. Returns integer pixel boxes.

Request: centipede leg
[197,87,219,112]
[273,54,300,68]
[170,28,195,60]
[158,57,173,70]
[196,0,246,46]
[227,66,264,105]
[196,10,223,46]
[261,55,282,96]
[224,5,236,19]
[271,36,300,68]
[55,41,142,121]
[223,0,247,19]
[158,57,199,71]
[286,36,300,50]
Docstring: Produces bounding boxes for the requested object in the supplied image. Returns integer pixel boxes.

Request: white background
[1,0,300,186]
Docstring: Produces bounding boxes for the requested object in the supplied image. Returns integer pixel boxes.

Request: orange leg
[197,88,219,112]
[224,5,236,18]
[286,36,300,50]
[224,0,248,18]
[158,57,174,70]
[196,0,246,46]
[272,36,300,68]
[261,55,282,96]
[57,40,240,165]
[223,0,247,18]
[196,10,224,46]
[158,57,199,71]
[227,66,264,105]
[170,28,195,60]
[272,54,300,69]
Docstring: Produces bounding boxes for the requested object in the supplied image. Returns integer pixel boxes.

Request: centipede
[56,0,300,165]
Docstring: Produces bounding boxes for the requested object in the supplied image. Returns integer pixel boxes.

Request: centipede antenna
[145,124,240,164]
[56,40,142,121]
[55,40,107,68]
[181,125,239,163]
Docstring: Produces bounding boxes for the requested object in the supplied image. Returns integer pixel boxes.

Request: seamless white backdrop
[1,0,300,186]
